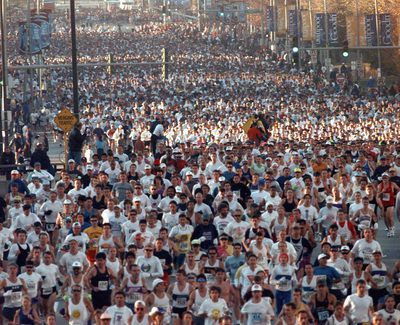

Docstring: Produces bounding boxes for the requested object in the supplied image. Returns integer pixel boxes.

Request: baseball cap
[63,199,72,205]
[72,261,82,268]
[149,307,165,316]
[68,159,75,164]
[152,278,164,289]
[144,164,151,170]
[191,239,201,245]
[251,284,263,292]
[11,170,19,175]
[72,222,81,228]
[294,168,302,173]
[340,245,350,252]
[326,196,334,203]
[318,253,329,260]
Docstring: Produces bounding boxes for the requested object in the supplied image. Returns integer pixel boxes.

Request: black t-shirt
[154,249,173,274]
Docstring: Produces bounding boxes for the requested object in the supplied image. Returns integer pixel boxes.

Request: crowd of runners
[1,6,400,325]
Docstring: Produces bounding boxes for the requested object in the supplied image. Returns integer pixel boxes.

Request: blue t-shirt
[313,265,340,289]
[224,254,245,282]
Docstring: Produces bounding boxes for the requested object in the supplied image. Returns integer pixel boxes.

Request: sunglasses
[73,290,82,293]
[136,307,144,311]
[145,249,153,252]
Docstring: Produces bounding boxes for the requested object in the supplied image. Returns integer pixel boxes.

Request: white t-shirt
[343,294,373,323]
[35,263,59,292]
[198,298,228,325]
[105,305,133,325]
[351,239,382,265]
[378,308,400,324]
[18,272,41,299]
[241,298,274,325]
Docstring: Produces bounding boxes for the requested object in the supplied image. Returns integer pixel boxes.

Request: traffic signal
[108,54,113,75]
[342,40,349,58]
[161,48,168,81]
[218,5,224,18]
[292,37,299,66]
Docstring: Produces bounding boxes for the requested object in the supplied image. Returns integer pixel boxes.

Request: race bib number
[11,291,22,303]
[317,310,329,321]
[98,281,109,291]
[382,193,390,201]
[176,297,187,307]
[42,287,53,295]
[251,312,265,323]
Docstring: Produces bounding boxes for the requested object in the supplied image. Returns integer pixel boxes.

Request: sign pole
[64,133,68,169]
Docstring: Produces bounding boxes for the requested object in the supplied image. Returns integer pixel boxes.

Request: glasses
[66,220,72,223]
[135,187,141,189]
[220,238,228,241]
[209,252,216,255]
[136,307,144,311]
[145,249,153,252]
[73,290,82,293]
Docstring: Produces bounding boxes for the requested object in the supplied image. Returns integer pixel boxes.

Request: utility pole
[70,0,79,119]
[1,0,9,150]
[373,0,382,77]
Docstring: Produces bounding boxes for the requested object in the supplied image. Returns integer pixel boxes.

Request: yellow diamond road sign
[54,108,77,133]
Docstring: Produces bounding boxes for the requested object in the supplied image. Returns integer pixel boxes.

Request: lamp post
[70,0,79,119]
[0,0,8,150]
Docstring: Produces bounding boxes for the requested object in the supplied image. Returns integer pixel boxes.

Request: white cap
[63,199,72,205]
[175,186,182,193]
[72,222,81,228]
[68,159,75,164]
[186,171,194,176]
[72,261,82,268]
[326,196,334,203]
[149,306,165,316]
[11,170,19,174]
[152,278,164,289]
[133,197,141,203]
[145,164,151,169]
[159,163,166,168]
[318,253,329,260]
[251,284,263,292]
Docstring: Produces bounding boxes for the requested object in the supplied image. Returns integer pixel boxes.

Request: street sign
[54,108,77,133]
[310,50,317,64]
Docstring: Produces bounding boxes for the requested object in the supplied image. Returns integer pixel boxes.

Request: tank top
[358,210,373,230]
[368,196,378,213]
[272,216,287,236]
[90,266,111,293]
[381,183,396,207]
[125,277,146,304]
[301,276,316,304]
[204,260,219,283]
[183,262,200,276]
[314,293,330,323]
[153,292,171,315]
[351,271,365,293]
[132,314,150,325]
[172,282,190,309]
[192,288,209,316]
[98,235,115,254]
[369,262,387,290]
[326,235,341,250]
[328,315,348,325]
[18,308,35,325]
[68,296,88,325]
[337,221,352,242]
[106,258,121,276]
[282,199,296,213]
[315,182,327,203]
[16,243,30,271]
[68,276,85,296]
[4,278,23,308]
